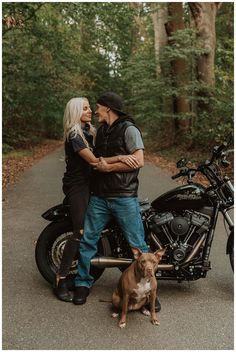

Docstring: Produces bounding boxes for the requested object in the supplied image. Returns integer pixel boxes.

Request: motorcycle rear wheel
[35,221,106,287]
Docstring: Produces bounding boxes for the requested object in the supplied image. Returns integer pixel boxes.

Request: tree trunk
[150,2,175,147]
[189,2,222,85]
[166,2,191,134]
[150,3,168,75]
[129,2,147,40]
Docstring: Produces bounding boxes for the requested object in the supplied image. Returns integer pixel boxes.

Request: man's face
[95,103,109,123]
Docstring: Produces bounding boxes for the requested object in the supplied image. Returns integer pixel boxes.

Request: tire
[229,246,234,272]
[227,230,234,272]
[35,221,106,286]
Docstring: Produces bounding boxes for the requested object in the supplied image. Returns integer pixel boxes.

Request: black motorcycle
[35,137,234,286]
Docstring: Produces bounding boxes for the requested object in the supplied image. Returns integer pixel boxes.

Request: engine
[149,209,212,264]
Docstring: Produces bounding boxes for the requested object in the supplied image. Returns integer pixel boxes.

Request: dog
[111,248,166,328]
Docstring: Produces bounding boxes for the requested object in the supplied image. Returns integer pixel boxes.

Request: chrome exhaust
[91,257,132,268]
[91,256,174,270]
[158,264,174,270]
[91,232,206,270]
[181,233,207,267]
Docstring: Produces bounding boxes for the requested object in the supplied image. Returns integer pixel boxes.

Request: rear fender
[226,229,234,254]
[42,204,70,222]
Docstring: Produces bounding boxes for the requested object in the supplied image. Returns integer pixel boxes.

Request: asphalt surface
[2,147,234,350]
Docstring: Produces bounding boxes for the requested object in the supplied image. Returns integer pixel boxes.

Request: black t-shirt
[62,127,94,189]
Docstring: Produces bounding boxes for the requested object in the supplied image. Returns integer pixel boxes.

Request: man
[73,92,161,312]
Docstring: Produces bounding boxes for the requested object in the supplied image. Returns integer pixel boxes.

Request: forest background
[2,2,234,169]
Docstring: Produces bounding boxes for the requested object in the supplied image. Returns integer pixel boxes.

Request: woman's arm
[91,149,144,172]
[78,148,139,168]
[78,148,99,164]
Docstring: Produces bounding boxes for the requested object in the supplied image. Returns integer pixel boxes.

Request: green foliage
[121,49,159,120]
[190,2,234,147]
[2,2,233,151]
[2,143,15,154]
[162,28,207,62]
[150,7,233,149]
[2,2,137,148]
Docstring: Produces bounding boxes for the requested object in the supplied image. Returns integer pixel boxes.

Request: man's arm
[78,148,140,168]
[92,149,144,172]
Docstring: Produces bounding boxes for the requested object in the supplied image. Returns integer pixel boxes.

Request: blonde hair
[63,97,96,147]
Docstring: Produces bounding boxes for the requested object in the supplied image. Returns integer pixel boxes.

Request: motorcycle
[35,137,234,287]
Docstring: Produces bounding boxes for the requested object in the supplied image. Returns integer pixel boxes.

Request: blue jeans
[75,196,149,288]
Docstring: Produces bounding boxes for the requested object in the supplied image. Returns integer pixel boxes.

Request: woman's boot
[53,275,73,302]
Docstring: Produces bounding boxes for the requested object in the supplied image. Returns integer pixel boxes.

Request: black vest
[91,118,139,197]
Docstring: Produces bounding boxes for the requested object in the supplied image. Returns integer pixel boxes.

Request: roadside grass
[153,145,209,165]
[3,149,34,161]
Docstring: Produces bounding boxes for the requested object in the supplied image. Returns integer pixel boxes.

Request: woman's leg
[58,186,90,277]
[53,185,89,302]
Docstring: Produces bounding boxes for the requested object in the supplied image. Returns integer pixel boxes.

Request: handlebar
[171,167,196,180]
[209,142,228,164]
[172,135,233,181]
[215,142,228,155]
[171,167,188,180]
[209,134,233,164]
[171,173,182,180]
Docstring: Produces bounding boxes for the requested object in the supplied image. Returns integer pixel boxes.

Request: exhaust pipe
[91,232,206,270]
[181,233,207,267]
[91,257,132,268]
[91,256,174,270]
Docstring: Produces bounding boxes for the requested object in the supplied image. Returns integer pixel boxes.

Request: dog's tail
[99,299,112,303]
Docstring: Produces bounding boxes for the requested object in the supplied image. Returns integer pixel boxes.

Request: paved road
[3,147,234,350]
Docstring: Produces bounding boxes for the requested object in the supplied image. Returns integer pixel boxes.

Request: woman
[54,97,139,302]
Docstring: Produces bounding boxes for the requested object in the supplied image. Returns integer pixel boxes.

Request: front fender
[226,229,234,254]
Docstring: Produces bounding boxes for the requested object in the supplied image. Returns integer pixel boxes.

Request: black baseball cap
[96,92,126,116]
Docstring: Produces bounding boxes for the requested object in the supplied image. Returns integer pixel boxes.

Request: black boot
[73,286,90,305]
[53,277,73,302]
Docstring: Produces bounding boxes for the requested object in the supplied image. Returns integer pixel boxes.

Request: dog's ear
[132,247,142,260]
[154,247,166,262]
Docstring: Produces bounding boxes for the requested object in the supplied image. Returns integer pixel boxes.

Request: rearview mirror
[176,158,187,168]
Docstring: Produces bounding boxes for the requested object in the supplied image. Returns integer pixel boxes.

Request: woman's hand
[118,155,140,169]
[91,154,141,172]
[91,157,111,172]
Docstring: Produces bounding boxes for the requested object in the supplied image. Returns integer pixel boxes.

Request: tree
[188,2,233,145]
[150,3,168,75]
[2,2,233,152]
[189,2,222,85]
[166,2,191,134]
[2,3,44,36]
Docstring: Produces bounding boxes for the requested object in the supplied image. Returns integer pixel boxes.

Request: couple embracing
[54,92,160,312]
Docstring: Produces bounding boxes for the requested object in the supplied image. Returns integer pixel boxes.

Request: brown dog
[112,248,165,328]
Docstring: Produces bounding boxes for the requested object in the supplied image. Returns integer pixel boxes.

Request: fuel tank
[151,183,213,211]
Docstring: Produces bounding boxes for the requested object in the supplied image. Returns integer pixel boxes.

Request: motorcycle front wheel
[35,221,107,287]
